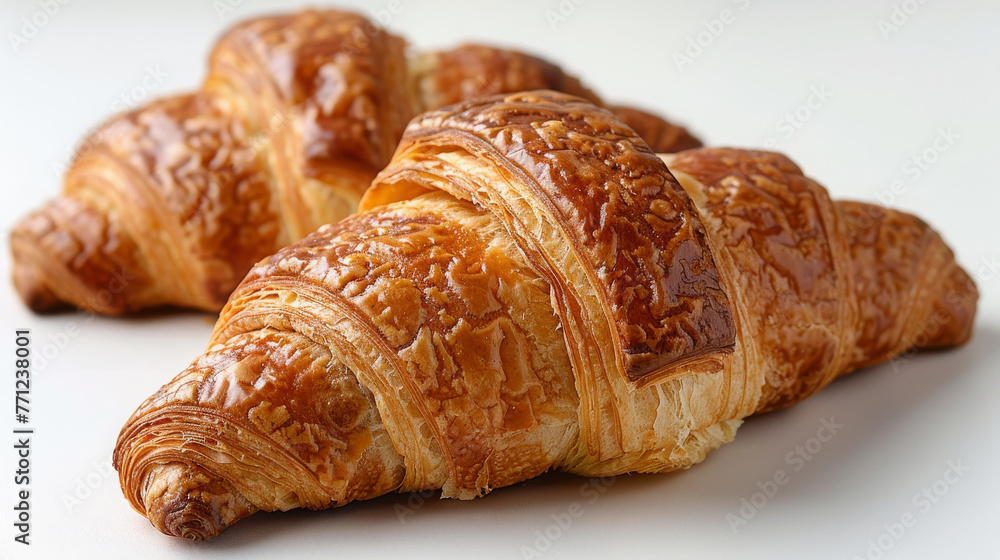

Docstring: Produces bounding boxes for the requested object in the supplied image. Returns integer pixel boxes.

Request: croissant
[113,91,977,541]
[10,9,698,316]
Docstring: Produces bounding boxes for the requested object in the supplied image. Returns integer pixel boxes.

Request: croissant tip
[162,499,224,541]
[138,462,255,542]
[11,259,67,314]
[921,263,979,349]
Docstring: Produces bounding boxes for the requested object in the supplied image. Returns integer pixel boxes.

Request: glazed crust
[362,92,735,381]
[359,92,738,460]
[663,150,977,411]
[664,149,854,412]
[11,10,700,315]
[12,93,282,313]
[206,9,413,239]
[114,91,977,540]
[837,201,977,362]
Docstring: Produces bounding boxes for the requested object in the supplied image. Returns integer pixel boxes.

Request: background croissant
[10,8,699,316]
[113,91,977,541]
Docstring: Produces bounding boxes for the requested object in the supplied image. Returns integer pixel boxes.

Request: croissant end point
[140,463,255,541]
[919,262,979,349]
[11,258,66,313]
[163,499,222,541]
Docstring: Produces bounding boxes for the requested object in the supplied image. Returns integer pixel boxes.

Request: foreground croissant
[11,9,698,316]
[114,91,977,541]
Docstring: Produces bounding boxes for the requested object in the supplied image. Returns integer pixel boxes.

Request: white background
[1,0,998,558]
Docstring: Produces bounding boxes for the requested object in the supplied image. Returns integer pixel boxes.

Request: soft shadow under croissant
[10,9,699,316]
[113,91,977,540]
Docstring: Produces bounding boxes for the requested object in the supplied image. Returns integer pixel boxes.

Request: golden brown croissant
[113,91,977,541]
[10,10,698,316]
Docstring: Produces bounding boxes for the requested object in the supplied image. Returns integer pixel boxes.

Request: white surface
[1,0,998,558]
